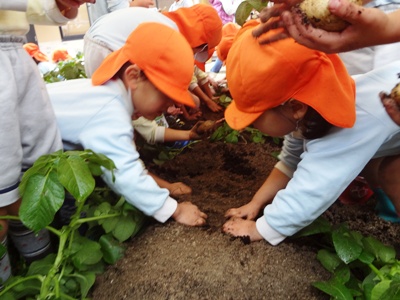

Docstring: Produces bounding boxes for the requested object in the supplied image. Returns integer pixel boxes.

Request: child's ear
[124,64,142,88]
[289,100,308,120]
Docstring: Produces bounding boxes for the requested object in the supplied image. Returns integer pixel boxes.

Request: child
[46,22,207,227]
[0,0,93,285]
[83,4,222,76]
[51,48,72,63]
[221,22,400,245]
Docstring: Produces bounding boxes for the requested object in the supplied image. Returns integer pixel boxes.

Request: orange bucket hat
[51,48,72,62]
[163,4,222,50]
[92,22,196,108]
[217,22,240,62]
[23,43,49,62]
[225,22,356,130]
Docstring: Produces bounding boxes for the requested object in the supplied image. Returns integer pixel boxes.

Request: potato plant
[0,150,145,299]
[295,217,400,299]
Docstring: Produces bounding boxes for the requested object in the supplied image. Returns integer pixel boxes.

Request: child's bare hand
[169,182,192,197]
[380,92,400,126]
[173,202,208,226]
[206,100,223,113]
[222,217,263,242]
[225,203,261,220]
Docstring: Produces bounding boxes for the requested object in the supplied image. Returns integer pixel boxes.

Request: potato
[196,120,216,135]
[298,0,362,32]
[390,83,400,106]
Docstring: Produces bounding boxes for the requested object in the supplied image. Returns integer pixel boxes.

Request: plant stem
[368,263,384,281]
[0,275,43,296]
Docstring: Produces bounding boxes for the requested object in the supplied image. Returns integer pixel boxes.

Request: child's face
[131,79,173,120]
[252,106,298,137]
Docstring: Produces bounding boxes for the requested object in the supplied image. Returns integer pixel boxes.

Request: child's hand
[381,91,400,126]
[172,202,207,226]
[169,182,192,197]
[225,202,262,220]
[222,217,263,242]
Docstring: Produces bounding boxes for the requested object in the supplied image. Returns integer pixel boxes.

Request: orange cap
[163,4,222,50]
[92,22,196,108]
[217,22,240,62]
[51,48,72,62]
[23,43,49,62]
[225,22,356,130]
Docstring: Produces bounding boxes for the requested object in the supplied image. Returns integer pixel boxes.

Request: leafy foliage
[295,216,400,300]
[1,150,146,299]
[235,0,269,26]
[42,52,86,83]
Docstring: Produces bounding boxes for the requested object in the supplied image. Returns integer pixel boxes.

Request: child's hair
[299,106,334,139]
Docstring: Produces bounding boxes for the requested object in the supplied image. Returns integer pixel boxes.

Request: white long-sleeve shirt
[257,61,400,245]
[46,78,178,222]
[0,0,71,36]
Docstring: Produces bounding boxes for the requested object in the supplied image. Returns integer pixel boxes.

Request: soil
[91,110,400,300]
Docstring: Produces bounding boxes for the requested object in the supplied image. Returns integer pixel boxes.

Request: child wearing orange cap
[221,21,400,245]
[0,0,94,285]
[47,22,207,227]
[51,48,72,63]
[23,43,57,75]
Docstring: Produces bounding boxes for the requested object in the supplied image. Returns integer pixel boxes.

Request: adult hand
[56,0,96,18]
[253,0,390,53]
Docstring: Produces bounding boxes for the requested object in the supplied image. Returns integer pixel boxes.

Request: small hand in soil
[225,202,262,220]
[206,99,223,113]
[172,201,208,226]
[222,217,263,242]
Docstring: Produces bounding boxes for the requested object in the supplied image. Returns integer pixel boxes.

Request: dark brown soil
[90,133,400,299]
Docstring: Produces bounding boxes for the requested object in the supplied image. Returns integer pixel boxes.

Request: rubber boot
[8,220,53,264]
[374,188,400,222]
[0,236,11,289]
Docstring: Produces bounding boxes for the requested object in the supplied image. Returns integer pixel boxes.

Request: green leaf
[332,225,363,264]
[371,280,391,300]
[26,253,56,276]
[379,280,400,300]
[73,272,96,298]
[58,155,95,202]
[20,171,65,231]
[246,0,269,11]
[313,280,354,300]
[363,236,396,264]
[72,236,103,270]
[99,234,126,264]
[295,216,332,237]
[235,1,255,26]
[112,215,142,242]
[317,249,342,273]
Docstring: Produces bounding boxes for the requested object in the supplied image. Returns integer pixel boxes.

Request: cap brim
[146,69,196,108]
[92,48,128,86]
[225,100,263,130]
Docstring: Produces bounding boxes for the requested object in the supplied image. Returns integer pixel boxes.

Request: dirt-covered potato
[298,0,362,32]
[390,83,400,106]
[196,120,216,135]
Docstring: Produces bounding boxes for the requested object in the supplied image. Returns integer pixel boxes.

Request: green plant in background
[235,0,269,26]
[295,217,400,300]
[210,121,279,145]
[0,150,146,299]
[43,52,86,83]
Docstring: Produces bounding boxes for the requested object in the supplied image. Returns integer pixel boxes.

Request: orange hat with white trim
[224,22,356,130]
[217,22,240,62]
[23,43,49,62]
[92,22,196,107]
[51,48,72,62]
[163,4,222,53]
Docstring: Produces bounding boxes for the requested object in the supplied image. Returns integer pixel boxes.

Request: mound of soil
[91,135,400,299]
